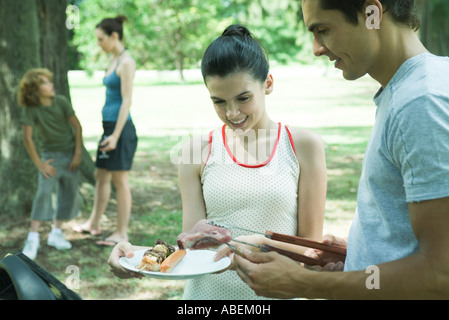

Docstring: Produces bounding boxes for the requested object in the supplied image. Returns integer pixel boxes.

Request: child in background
[18,68,83,260]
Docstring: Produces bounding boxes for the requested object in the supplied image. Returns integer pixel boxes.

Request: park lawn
[0,65,379,299]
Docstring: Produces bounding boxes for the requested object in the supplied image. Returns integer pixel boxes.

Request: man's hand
[305,234,346,271]
[234,249,309,299]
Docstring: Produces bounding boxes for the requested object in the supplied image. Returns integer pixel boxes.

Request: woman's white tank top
[182,123,300,300]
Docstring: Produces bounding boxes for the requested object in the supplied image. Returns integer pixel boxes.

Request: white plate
[119,249,231,280]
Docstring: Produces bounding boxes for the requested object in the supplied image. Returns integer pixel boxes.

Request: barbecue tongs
[208,221,346,267]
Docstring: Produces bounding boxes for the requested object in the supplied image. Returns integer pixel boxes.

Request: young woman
[74,16,138,247]
[180,24,326,300]
[108,24,327,300]
[19,68,83,260]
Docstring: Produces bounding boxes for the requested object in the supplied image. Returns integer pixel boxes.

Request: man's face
[302,0,379,81]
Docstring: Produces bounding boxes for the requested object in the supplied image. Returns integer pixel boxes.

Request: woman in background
[74,16,138,247]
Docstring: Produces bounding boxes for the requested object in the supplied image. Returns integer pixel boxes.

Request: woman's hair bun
[221,24,251,38]
[97,15,127,40]
[115,15,128,25]
[202,24,269,83]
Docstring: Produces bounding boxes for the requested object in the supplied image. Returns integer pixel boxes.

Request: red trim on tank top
[285,125,297,156]
[203,130,214,167]
[222,123,282,168]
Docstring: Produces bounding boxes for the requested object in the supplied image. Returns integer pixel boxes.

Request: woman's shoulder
[285,125,324,154]
[178,133,212,167]
[120,54,136,68]
[117,54,136,75]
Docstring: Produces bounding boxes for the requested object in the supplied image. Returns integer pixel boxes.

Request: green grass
[314,126,372,235]
[1,65,379,299]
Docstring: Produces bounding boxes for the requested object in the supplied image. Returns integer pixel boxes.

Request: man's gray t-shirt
[345,53,449,271]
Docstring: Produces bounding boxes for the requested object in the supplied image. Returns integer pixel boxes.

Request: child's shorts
[31,151,79,221]
[95,120,138,171]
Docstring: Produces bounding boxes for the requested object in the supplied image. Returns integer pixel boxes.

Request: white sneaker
[47,229,72,250]
[23,237,40,260]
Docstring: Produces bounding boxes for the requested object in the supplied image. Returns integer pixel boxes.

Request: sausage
[160,249,186,273]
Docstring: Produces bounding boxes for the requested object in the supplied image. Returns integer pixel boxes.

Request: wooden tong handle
[266,231,347,256]
[261,244,326,267]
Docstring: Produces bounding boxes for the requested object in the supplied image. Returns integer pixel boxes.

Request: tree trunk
[0,0,94,216]
[0,0,39,215]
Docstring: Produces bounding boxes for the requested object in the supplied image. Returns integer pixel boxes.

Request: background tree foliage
[72,0,448,79]
[71,0,307,80]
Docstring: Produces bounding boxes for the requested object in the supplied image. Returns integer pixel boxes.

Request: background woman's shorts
[95,120,138,171]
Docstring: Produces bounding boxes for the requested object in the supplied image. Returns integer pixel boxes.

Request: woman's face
[205,72,273,134]
[95,28,116,53]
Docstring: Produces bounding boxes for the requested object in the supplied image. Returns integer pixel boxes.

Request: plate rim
[119,248,231,280]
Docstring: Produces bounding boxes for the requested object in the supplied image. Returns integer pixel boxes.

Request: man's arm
[235,196,449,299]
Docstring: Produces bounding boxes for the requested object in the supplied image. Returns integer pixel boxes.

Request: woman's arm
[290,127,327,243]
[178,135,210,231]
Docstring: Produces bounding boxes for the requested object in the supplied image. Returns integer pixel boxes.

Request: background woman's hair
[201,24,269,83]
[17,68,53,107]
[319,0,421,31]
[96,15,128,40]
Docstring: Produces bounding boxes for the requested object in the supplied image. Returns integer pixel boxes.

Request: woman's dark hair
[319,0,420,31]
[96,15,128,40]
[201,24,269,84]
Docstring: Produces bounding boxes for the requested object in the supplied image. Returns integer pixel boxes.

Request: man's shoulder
[396,53,449,91]
[391,54,449,111]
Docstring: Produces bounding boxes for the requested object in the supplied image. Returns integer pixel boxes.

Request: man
[234,0,449,299]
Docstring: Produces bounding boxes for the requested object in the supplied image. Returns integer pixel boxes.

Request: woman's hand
[100,135,118,152]
[214,234,266,271]
[107,242,144,279]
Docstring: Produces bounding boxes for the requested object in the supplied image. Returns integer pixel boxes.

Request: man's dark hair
[319,0,421,31]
